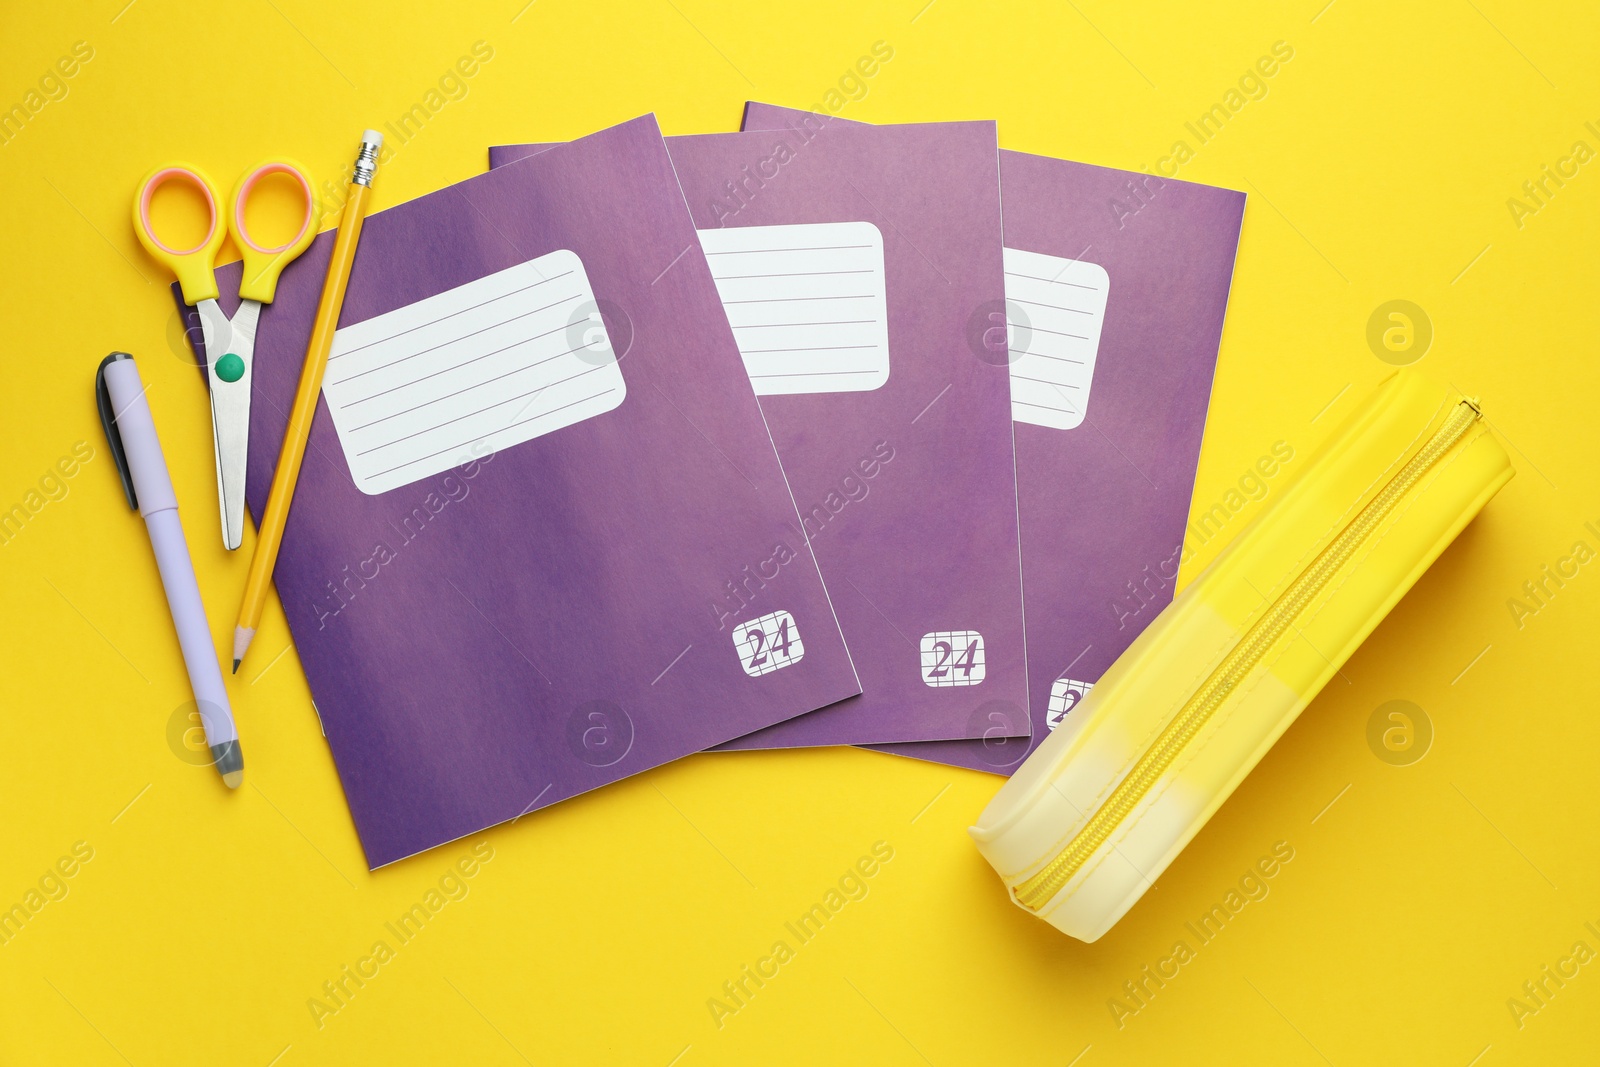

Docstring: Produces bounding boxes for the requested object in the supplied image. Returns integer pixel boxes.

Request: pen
[97,352,243,788]
[233,129,382,671]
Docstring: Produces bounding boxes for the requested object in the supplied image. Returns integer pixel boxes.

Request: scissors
[132,160,317,550]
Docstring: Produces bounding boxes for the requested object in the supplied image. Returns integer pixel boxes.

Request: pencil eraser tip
[362,129,384,148]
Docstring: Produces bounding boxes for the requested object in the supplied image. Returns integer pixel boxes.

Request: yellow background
[2,0,1597,1063]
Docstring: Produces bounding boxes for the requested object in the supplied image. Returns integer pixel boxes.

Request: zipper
[1014,399,1482,912]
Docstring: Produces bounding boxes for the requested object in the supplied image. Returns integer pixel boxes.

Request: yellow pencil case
[970,370,1513,941]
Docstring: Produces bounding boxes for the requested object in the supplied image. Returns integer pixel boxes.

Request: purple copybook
[180,115,859,868]
[490,119,1030,749]
[741,102,1246,773]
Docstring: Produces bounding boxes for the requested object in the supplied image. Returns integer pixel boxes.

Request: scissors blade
[198,298,257,551]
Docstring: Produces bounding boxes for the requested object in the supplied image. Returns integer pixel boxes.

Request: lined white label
[1004,247,1110,430]
[920,630,986,687]
[698,222,890,396]
[736,610,804,677]
[324,251,625,495]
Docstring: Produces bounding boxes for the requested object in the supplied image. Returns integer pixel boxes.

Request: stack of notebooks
[183,107,1245,869]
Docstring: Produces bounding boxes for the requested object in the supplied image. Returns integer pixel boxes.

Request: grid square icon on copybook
[736,610,806,677]
[920,630,986,688]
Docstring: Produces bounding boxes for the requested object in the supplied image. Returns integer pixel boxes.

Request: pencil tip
[232,626,256,670]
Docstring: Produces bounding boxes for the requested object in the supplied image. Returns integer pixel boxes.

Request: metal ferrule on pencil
[353,133,381,187]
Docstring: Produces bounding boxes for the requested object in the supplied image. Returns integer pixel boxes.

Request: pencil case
[970,370,1513,941]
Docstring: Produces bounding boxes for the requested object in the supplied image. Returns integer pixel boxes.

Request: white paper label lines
[323,251,625,495]
[1004,247,1110,431]
[699,221,891,397]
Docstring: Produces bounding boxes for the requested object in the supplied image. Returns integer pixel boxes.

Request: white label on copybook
[698,222,891,397]
[1004,247,1110,431]
[324,251,625,495]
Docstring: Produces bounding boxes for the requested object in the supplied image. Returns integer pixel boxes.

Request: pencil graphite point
[232,626,255,672]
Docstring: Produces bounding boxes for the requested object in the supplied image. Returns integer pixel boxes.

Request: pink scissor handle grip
[229,159,318,304]
[131,163,226,304]
[232,161,315,254]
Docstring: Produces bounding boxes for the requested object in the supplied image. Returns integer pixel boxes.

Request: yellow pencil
[233,130,382,671]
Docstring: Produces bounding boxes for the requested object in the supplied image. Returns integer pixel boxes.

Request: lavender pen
[96,353,242,788]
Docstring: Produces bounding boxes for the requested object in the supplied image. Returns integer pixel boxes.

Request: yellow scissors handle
[229,158,317,304]
[132,163,226,305]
